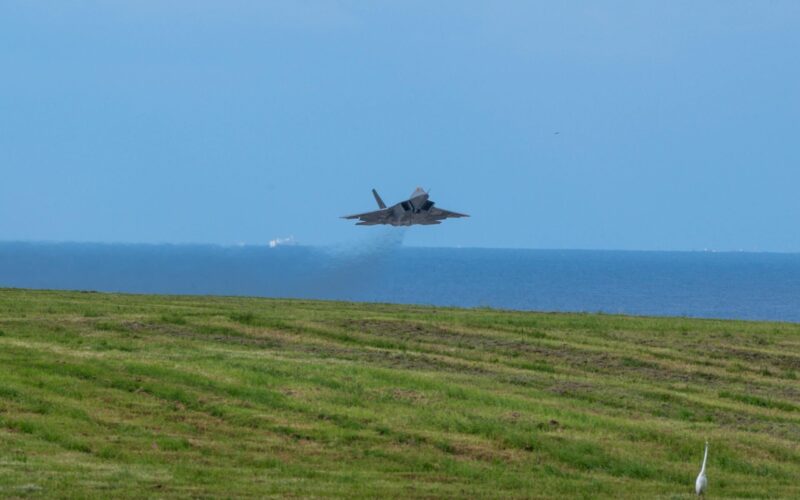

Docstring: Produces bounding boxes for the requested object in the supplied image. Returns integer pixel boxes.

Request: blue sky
[1,1,799,251]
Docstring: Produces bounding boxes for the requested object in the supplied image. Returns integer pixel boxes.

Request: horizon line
[1,239,798,256]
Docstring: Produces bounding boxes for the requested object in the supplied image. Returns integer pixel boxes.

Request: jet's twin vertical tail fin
[372,189,387,209]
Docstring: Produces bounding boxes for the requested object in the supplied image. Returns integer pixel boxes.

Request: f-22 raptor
[342,187,469,226]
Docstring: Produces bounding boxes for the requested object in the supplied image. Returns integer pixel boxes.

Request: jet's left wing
[341,208,391,225]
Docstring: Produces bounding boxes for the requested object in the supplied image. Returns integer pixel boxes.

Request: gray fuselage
[386,193,439,226]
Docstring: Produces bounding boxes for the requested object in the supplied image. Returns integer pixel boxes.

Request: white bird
[695,441,709,496]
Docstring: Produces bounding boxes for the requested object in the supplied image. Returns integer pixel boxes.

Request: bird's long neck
[700,443,708,474]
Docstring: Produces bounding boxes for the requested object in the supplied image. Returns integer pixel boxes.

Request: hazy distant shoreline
[3,240,799,254]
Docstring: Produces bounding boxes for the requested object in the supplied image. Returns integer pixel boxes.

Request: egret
[695,441,709,496]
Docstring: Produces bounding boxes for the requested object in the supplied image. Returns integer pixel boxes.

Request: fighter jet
[342,187,469,226]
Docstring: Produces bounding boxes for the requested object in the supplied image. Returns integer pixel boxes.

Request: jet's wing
[341,208,391,224]
[429,207,469,219]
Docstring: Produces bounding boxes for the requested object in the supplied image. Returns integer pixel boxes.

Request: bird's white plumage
[695,441,709,495]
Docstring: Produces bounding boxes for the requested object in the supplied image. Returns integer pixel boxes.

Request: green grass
[0,289,798,498]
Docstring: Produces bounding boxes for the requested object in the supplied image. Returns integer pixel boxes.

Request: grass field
[0,289,798,498]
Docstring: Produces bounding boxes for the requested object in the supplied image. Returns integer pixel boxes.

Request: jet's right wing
[429,207,469,219]
[341,208,391,225]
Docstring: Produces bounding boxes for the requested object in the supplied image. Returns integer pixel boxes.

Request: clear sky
[2,1,799,251]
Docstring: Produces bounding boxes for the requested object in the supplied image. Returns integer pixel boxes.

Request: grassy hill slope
[0,289,798,498]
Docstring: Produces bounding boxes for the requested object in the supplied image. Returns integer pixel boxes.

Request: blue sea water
[2,240,800,322]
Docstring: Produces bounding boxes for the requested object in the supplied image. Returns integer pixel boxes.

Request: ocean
[2,240,800,322]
